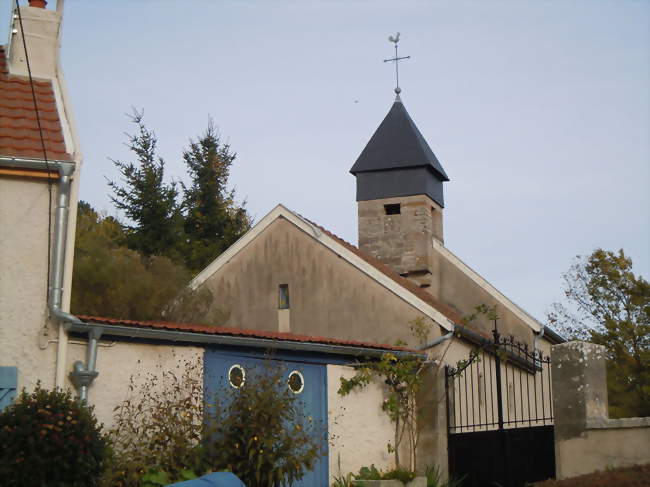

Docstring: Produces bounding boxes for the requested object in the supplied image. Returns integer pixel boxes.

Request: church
[0,3,564,485]
[188,90,563,353]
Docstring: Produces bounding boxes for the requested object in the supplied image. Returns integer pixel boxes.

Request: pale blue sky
[3,0,649,323]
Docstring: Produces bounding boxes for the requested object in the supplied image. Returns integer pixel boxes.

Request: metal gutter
[542,325,565,344]
[65,321,428,361]
[0,155,74,170]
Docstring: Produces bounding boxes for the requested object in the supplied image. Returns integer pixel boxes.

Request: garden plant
[0,384,108,487]
[102,357,206,487]
[206,361,324,486]
[103,355,323,486]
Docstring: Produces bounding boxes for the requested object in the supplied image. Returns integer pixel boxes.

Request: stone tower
[350,95,449,288]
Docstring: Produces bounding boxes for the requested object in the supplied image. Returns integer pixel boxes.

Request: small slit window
[384,203,401,215]
[228,364,245,388]
[278,284,290,309]
[288,370,304,394]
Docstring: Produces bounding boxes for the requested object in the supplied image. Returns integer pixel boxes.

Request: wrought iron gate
[445,324,555,487]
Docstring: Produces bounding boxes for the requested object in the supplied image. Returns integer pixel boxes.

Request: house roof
[350,96,449,182]
[76,315,418,354]
[0,45,72,162]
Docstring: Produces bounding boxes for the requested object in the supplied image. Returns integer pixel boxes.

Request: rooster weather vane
[384,32,410,96]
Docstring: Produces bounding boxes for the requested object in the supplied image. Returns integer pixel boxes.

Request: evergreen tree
[182,120,251,272]
[108,109,182,260]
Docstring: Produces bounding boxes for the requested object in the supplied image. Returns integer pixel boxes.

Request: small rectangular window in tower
[384,203,401,215]
[278,284,290,309]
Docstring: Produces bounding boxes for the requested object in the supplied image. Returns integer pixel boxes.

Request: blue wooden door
[204,351,328,486]
[0,366,17,411]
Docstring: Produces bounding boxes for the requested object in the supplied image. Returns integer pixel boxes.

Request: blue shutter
[0,366,18,411]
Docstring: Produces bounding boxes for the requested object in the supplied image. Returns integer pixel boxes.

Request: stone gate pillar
[416,362,448,479]
[551,342,609,439]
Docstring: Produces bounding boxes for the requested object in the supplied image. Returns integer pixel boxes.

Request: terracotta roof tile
[76,315,417,353]
[0,48,7,75]
[0,45,72,161]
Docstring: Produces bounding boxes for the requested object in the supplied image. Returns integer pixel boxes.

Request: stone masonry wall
[358,194,443,287]
[551,341,650,479]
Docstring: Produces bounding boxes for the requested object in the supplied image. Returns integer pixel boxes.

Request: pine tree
[108,109,182,260]
[182,120,251,272]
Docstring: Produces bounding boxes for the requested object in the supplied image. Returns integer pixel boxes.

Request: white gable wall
[0,178,58,391]
[327,364,395,481]
[65,340,203,428]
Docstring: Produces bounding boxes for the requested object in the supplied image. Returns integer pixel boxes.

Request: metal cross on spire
[384,32,410,96]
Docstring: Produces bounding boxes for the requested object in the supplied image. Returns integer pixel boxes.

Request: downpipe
[533,326,545,369]
[0,156,99,400]
[50,165,99,400]
[70,328,100,402]
[533,326,545,351]
[417,329,454,351]
[48,162,81,326]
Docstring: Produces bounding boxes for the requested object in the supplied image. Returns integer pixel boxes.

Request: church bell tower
[350,94,449,288]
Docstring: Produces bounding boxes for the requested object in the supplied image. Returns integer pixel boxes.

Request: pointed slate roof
[350,96,449,181]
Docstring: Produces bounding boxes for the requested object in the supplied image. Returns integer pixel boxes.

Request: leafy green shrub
[206,362,324,486]
[102,357,206,487]
[351,464,423,485]
[72,201,193,322]
[354,464,383,480]
[0,385,108,487]
[383,467,416,483]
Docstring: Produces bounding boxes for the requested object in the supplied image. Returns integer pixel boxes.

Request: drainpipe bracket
[89,327,103,340]
[69,361,98,389]
[58,162,75,177]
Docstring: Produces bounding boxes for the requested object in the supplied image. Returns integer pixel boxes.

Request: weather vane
[384,32,410,96]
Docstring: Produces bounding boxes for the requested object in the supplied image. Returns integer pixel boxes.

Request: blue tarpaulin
[167,472,246,487]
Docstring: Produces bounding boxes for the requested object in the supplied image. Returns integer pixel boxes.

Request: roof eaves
[542,325,566,344]
[72,315,425,359]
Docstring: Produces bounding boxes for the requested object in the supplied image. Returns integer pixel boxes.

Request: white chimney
[8,1,62,80]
